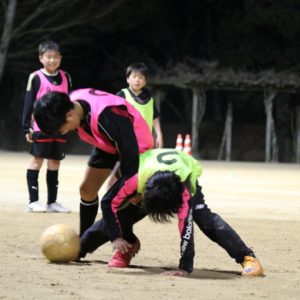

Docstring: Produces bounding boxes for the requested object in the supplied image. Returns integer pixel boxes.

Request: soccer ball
[40,224,80,263]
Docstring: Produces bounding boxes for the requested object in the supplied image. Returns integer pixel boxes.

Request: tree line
[1,0,299,161]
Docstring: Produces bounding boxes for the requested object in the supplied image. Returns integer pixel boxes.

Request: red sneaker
[108,238,140,268]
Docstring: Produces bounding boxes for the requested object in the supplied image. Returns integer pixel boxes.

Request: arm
[116,90,125,98]
[22,73,40,142]
[98,106,140,241]
[153,117,163,148]
[162,186,194,276]
[101,174,138,242]
[152,101,163,148]
[64,71,73,92]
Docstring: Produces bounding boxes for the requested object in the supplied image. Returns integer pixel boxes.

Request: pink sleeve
[101,173,139,241]
[177,187,192,234]
[111,174,139,213]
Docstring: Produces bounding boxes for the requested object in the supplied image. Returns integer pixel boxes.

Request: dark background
[1,0,299,162]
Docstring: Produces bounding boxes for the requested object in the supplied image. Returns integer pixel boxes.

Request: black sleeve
[150,91,160,119]
[22,74,40,134]
[178,206,195,273]
[116,90,125,98]
[98,106,140,240]
[98,106,139,177]
[153,103,160,119]
[178,185,195,273]
[64,71,73,92]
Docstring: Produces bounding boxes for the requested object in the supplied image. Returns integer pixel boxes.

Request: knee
[79,183,97,201]
[29,157,43,170]
[47,159,60,169]
[193,207,220,230]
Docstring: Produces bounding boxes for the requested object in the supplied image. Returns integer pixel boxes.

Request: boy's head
[38,40,62,74]
[33,92,74,135]
[142,171,184,223]
[38,40,61,56]
[126,62,149,94]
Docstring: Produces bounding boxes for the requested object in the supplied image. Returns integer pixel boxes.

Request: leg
[45,159,70,212]
[27,155,46,212]
[79,148,119,236]
[28,155,44,170]
[79,218,110,257]
[27,156,44,203]
[192,185,254,263]
[80,166,111,201]
[79,166,111,236]
[192,185,263,276]
[45,137,70,212]
[46,159,60,205]
[27,133,60,212]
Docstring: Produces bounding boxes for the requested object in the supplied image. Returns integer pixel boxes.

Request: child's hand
[25,132,33,143]
[160,269,189,276]
[112,238,132,254]
[155,135,163,148]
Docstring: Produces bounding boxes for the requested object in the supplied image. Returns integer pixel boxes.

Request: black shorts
[88,147,119,169]
[29,131,66,161]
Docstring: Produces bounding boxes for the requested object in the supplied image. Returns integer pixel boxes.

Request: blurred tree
[0,0,17,82]
[0,0,127,150]
[0,0,299,159]
[0,0,125,83]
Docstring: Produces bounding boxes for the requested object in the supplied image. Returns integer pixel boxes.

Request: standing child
[22,40,72,213]
[105,62,164,189]
[33,89,154,238]
[117,62,163,148]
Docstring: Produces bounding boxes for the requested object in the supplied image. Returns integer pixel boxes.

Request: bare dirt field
[0,151,300,300]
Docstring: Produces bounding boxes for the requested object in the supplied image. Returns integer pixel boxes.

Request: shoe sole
[108,261,128,268]
[241,269,264,276]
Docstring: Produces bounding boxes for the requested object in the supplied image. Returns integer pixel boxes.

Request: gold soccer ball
[40,224,80,263]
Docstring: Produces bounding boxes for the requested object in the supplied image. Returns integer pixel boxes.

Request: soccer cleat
[241,256,264,276]
[46,202,71,213]
[108,238,140,268]
[28,201,47,213]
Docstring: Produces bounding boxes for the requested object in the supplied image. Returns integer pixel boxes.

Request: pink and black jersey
[33,70,69,131]
[22,69,71,135]
[69,88,154,153]
[35,70,68,99]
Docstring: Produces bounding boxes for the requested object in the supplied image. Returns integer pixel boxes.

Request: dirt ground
[0,150,300,300]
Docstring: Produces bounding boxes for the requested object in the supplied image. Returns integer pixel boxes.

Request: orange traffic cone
[175,133,183,151]
[183,134,192,155]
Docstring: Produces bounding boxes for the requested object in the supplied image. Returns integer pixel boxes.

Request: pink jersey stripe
[111,174,139,214]
[34,138,54,143]
[177,187,191,234]
[53,138,66,143]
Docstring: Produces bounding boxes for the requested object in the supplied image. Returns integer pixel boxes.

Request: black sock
[27,169,39,203]
[80,197,99,237]
[46,169,58,205]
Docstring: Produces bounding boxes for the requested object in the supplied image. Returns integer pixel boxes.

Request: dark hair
[142,171,184,223]
[33,92,73,135]
[38,40,61,55]
[126,62,150,80]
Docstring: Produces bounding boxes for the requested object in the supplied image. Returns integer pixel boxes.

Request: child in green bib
[80,149,264,277]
